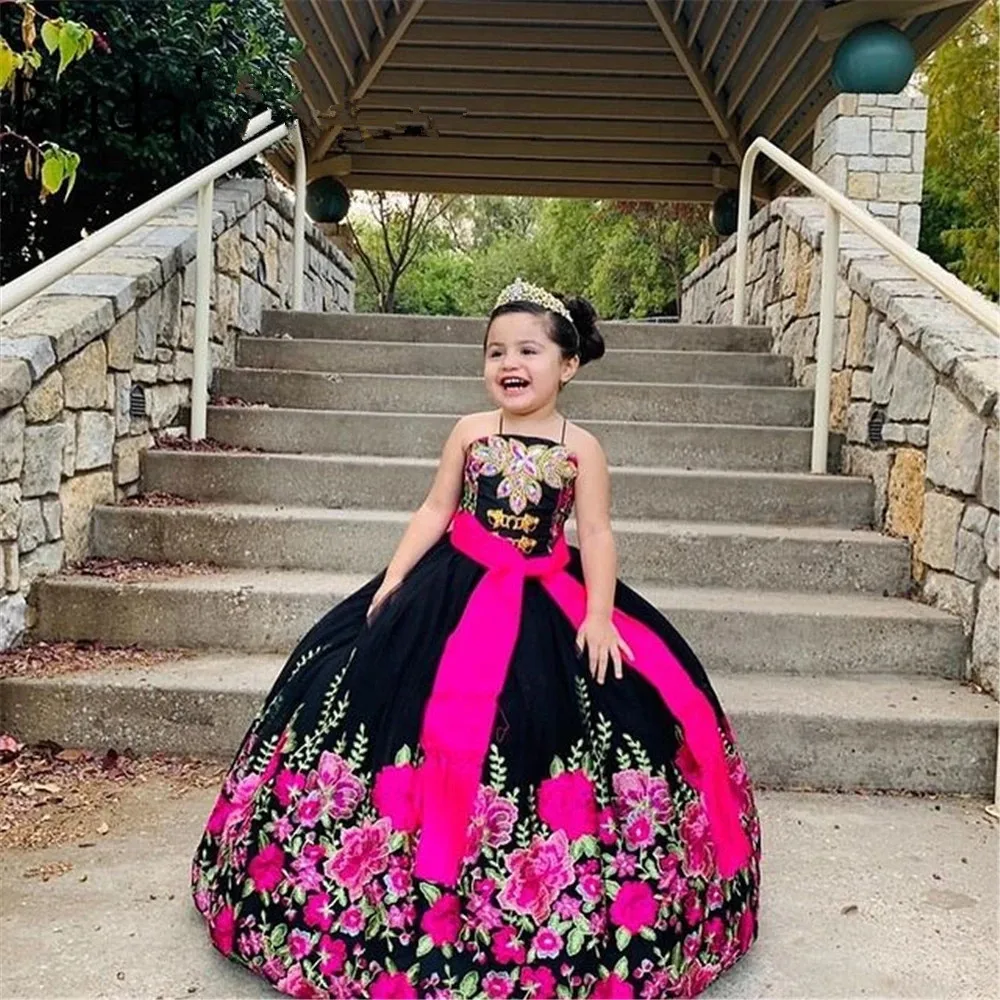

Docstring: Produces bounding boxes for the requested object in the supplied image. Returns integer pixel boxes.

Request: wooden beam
[389,45,685,77]
[342,134,735,165]
[308,0,356,89]
[418,1,659,26]
[371,68,698,101]
[403,23,672,52]
[285,1,343,107]
[701,0,736,71]
[688,0,710,47]
[308,155,353,181]
[644,0,744,164]
[713,0,767,95]
[345,174,723,202]
[726,0,803,117]
[331,109,725,143]
[341,0,370,64]
[310,125,343,164]
[816,0,972,41]
[365,0,386,39]
[351,0,426,103]
[363,91,709,121]
[347,153,722,186]
[673,0,685,22]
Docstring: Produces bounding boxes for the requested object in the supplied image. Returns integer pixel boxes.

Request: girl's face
[484,312,579,415]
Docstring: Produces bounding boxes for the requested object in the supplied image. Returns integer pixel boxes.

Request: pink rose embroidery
[370,971,418,999]
[497,830,575,923]
[278,965,323,999]
[520,967,556,998]
[483,972,516,999]
[465,786,518,861]
[598,806,617,846]
[532,927,563,960]
[208,904,235,956]
[318,935,347,976]
[623,813,654,851]
[247,843,285,894]
[288,928,314,960]
[275,768,306,807]
[679,799,716,879]
[537,770,598,840]
[339,905,366,937]
[613,769,673,825]
[421,893,462,946]
[372,763,421,832]
[610,880,658,933]
[593,973,635,998]
[316,751,366,816]
[303,892,335,932]
[327,818,392,898]
[491,926,526,965]
[737,907,756,951]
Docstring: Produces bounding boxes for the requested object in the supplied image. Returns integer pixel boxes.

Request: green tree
[0,0,300,282]
[920,2,999,297]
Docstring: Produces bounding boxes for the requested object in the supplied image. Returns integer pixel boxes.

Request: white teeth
[501,378,528,388]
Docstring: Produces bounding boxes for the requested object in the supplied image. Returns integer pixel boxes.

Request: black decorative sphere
[306,176,351,223]
[710,189,741,237]
[833,22,915,94]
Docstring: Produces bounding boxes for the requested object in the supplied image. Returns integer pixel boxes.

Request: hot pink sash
[412,511,751,886]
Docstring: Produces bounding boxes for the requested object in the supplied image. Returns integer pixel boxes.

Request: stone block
[919,491,964,572]
[879,172,923,201]
[136,283,181,360]
[894,108,928,132]
[113,433,151,486]
[41,497,61,540]
[846,401,874,444]
[76,253,162,301]
[981,429,998,511]
[7,296,115,363]
[848,155,886,172]
[147,383,182,429]
[905,424,929,448]
[871,325,899,405]
[956,526,986,583]
[237,275,263,333]
[845,295,868,366]
[952,357,999,417]
[0,592,27,648]
[115,374,132,436]
[63,339,108,409]
[75,411,115,471]
[23,369,64,424]
[847,172,878,200]
[0,334,56,380]
[829,369,852,432]
[871,131,911,156]
[833,115,871,155]
[107,313,138,371]
[0,482,20,541]
[1,542,18,593]
[843,445,893,525]
[851,369,872,401]
[21,423,64,497]
[17,498,44,554]
[59,470,113,564]
[19,539,64,584]
[927,385,986,495]
[971,574,999,696]
[886,348,935,422]
[912,131,926,172]
[987,515,999,573]
[216,228,242,278]
[216,273,240,335]
[898,203,922,246]
[46,272,137,317]
[886,448,926,541]
[924,569,976,636]
[0,357,31,411]
[963,504,990,534]
[0,405,27,484]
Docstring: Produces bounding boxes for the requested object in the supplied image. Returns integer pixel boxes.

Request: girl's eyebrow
[486,339,543,348]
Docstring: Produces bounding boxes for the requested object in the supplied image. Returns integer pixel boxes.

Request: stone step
[204,407,840,472]
[236,337,793,386]
[31,569,965,676]
[143,451,873,528]
[86,504,911,594]
[261,310,774,353]
[2,653,992,794]
[216,369,815,426]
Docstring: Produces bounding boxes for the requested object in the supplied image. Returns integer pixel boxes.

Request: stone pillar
[811,91,928,245]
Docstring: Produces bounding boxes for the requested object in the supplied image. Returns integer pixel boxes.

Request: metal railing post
[292,121,307,311]
[191,181,213,441]
[732,145,758,327]
[811,204,840,475]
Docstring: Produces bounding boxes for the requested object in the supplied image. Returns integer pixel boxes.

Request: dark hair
[487,294,605,366]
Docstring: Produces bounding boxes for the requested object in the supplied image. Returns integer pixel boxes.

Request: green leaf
[57,24,76,78]
[394,745,412,766]
[41,152,65,195]
[41,19,61,56]
[566,927,585,957]
[0,41,15,90]
[640,926,656,941]
[549,755,565,777]
[419,882,441,906]
[615,927,631,951]
[458,972,478,999]
[270,923,287,948]
[415,934,434,958]
[613,957,629,980]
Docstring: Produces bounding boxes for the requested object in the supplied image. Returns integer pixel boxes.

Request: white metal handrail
[0,112,307,441]
[733,136,1000,476]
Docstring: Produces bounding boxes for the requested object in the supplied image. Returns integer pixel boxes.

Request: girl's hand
[575,614,634,684]
[366,578,401,621]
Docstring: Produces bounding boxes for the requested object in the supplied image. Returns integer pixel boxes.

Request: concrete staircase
[2,311,996,796]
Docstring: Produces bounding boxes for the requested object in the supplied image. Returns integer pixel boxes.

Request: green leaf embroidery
[458,972,479,998]
[615,927,632,951]
[566,927,585,956]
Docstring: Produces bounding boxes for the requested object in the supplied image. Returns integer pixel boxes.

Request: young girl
[191,279,761,999]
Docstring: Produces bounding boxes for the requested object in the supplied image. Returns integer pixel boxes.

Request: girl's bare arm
[574,432,617,619]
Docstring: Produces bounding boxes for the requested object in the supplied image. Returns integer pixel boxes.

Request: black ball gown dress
[191,428,761,999]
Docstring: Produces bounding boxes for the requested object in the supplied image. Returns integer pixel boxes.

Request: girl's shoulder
[453,411,500,450]
[562,420,606,466]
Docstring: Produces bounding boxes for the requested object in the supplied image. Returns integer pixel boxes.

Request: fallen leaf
[96,821,109,835]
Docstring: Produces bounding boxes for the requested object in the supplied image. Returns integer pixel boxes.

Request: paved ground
[1,788,996,999]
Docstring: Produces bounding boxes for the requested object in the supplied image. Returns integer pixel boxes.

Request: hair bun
[565,296,605,365]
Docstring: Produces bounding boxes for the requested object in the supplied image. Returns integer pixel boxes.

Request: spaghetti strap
[498,411,504,434]
[560,415,567,444]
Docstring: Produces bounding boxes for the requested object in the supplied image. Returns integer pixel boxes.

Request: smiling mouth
[500,377,530,391]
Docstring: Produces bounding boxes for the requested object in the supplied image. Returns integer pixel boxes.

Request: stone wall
[681,197,999,697]
[811,91,927,245]
[0,178,354,647]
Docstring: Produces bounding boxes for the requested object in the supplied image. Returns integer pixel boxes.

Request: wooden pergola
[280,0,980,202]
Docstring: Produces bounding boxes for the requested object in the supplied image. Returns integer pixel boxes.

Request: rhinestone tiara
[493,277,574,325]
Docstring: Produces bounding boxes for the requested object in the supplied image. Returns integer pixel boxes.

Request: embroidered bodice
[459,434,578,556]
